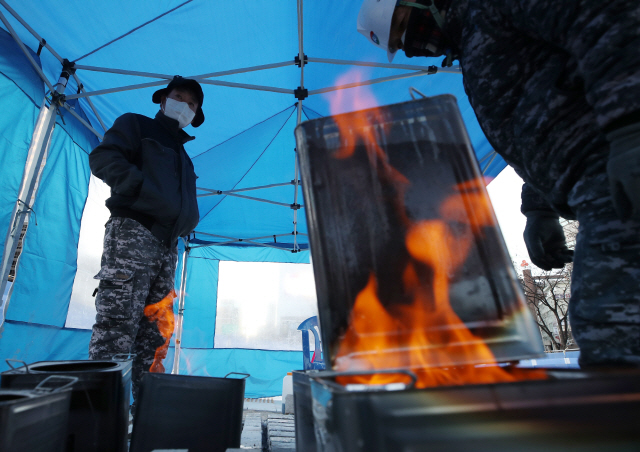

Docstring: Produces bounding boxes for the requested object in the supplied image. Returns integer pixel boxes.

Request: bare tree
[518,220,578,351]
[521,267,572,350]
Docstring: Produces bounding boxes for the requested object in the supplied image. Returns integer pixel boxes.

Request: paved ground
[238,411,296,451]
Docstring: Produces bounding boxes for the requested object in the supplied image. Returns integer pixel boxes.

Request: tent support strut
[293,0,305,253]
[197,181,296,195]
[309,71,431,95]
[0,7,54,92]
[0,0,64,63]
[172,239,190,375]
[308,57,461,73]
[0,67,73,324]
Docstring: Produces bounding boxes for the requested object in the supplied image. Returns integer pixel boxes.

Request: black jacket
[89,111,200,247]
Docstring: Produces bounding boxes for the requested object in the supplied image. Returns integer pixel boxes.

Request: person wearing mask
[358,0,640,367]
[88,76,203,411]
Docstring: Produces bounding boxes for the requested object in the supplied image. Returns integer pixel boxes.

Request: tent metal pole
[73,74,107,132]
[74,65,174,80]
[72,73,108,133]
[481,151,498,175]
[297,0,305,90]
[0,67,73,320]
[172,240,190,375]
[197,181,295,195]
[307,57,461,74]
[196,190,303,208]
[60,103,104,140]
[293,0,304,252]
[190,231,308,250]
[292,134,301,252]
[192,61,295,79]
[194,232,297,241]
[0,0,64,63]
[73,60,295,81]
[296,100,303,125]
[191,239,302,251]
[82,95,107,134]
[308,71,430,96]
[478,150,496,165]
[67,79,294,100]
[65,80,173,100]
[197,79,293,94]
[0,8,54,92]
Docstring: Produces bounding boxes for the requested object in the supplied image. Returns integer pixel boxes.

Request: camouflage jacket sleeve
[501,0,640,130]
[89,113,144,197]
[520,183,555,216]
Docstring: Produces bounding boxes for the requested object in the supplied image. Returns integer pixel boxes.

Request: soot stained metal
[295,95,543,373]
[293,95,640,452]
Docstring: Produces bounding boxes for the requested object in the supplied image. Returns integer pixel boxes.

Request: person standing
[357,0,640,367]
[88,76,204,410]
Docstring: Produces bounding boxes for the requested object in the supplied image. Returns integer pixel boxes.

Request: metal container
[309,368,640,452]
[293,370,321,452]
[0,375,75,452]
[1,359,132,452]
[129,372,249,452]
[294,95,543,370]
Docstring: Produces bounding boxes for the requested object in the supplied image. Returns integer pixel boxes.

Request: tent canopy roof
[0,0,505,250]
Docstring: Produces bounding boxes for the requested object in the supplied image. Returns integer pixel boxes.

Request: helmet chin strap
[398,1,446,29]
[398,0,456,67]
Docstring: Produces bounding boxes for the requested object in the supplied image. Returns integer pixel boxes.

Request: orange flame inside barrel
[327,80,545,388]
[144,289,176,373]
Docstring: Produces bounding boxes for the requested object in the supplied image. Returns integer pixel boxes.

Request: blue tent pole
[172,238,190,374]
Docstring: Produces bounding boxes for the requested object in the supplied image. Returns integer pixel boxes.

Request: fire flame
[327,84,546,388]
[144,289,176,373]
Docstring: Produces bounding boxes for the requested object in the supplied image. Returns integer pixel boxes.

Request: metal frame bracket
[294,87,308,100]
[295,54,308,67]
[36,38,46,56]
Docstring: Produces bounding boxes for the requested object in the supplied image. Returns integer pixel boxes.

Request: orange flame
[328,91,546,387]
[144,289,176,373]
[329,70,411,224]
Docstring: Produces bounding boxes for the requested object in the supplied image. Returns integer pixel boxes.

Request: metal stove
[292,96,640,451]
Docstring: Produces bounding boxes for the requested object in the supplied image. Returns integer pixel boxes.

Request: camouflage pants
[568,168,640,367]
[88,217,178,410]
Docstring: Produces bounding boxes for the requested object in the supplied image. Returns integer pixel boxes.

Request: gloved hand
[523,211,573,271]
[607,122,640,221]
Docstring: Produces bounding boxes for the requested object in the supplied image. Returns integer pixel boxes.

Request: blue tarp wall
[0,1,507,397]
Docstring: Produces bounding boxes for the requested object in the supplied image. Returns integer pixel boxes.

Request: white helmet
[357,0,400,62]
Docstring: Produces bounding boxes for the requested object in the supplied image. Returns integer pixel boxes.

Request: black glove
[523,211,573,271]
[607,122,640,220]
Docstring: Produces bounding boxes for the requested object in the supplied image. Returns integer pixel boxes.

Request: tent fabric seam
[72,0,195,63]
[191,103,296,159]
[0,70,40,107]
[302,104,323,119]
[3,318,90,333]
[53,123,93,156]
[199,105,297,221]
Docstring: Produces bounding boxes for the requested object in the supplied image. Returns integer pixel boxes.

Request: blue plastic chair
[297,316,325,370]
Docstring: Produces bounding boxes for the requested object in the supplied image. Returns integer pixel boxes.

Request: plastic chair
[297,316,325,370]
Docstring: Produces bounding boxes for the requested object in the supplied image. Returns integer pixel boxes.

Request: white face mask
[163,97,196,128]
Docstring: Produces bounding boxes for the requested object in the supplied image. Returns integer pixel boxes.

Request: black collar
[155,110,195,144]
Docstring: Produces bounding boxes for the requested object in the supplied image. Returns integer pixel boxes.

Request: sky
[486,166,532,272]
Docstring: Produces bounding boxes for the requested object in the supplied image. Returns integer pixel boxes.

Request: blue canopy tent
[0,0,506,397]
